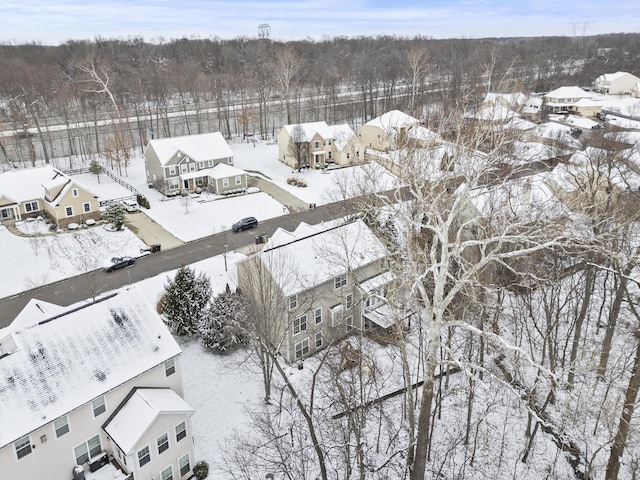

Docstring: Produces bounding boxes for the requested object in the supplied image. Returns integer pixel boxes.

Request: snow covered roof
[330,124,357,150]
[104,388,194,454]
[146,132,233,166]
[0,166,65,203]
[258,219,387,297]
[360,271,394,294]
[482,92,527,107]
[0,288,182,448]
[283,121,333,142]
[598,71,636,82]
[207,163,247,179]
[545,86,592,100]
[406,125,439,142]
[11,299,66,331]
[364,110,420,130]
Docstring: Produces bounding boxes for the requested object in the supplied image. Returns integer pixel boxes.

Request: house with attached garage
[144,132,235,195]
[0,288,195,480]
[237,219,408,363]
[358,110,421,152]
[0,166,100,228]
[543,86,602,117]
[593,71,640,95]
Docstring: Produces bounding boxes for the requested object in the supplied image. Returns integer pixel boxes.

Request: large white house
[0,288,195,480]
[593,71,640,95]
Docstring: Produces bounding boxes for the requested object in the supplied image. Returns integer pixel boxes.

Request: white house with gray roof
[144,132,235,195]
[0,288,195,480]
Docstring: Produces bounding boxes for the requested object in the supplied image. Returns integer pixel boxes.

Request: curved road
[0,198,358,327]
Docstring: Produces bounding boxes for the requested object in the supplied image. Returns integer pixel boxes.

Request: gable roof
[545,86,592,100]
[103,387,194,454]
[0,288,181,449]
[0,166,64,203]
[364,110,420,129]
[283,121,333,142]
[257,219,387,297]
[145,132,233,166]
[208,163,247,179]
[330,124,357,150]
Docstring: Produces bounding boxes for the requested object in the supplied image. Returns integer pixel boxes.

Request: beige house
[594,71,640,95]
[0,166,100,228]
[237,220,402,363]
[205,163,248,194]
[543,86,602,116]
[631,82,640,98]
[144,132,234,195]
[358,110,421,152]
[0,288,195,480]
[277,121,362,169]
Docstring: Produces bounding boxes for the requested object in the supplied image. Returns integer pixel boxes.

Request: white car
[122,199,139,212]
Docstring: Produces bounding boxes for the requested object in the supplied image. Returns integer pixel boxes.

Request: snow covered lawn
[0,222,146,298]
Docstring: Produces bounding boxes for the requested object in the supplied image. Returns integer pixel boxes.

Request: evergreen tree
[162,266,212,336]
[102,203,126,231]
[199,290,251,352]
[89,158,104,183]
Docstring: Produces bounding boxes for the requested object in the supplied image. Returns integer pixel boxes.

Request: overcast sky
[2,0,638,45]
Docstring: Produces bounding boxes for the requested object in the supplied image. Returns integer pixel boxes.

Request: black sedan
[104,256,136,272]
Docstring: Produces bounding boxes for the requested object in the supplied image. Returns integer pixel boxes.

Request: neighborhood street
[0,197,359,327]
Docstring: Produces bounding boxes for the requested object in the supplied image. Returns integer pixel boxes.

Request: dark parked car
[104,256,136,272]
[232,216,258,232]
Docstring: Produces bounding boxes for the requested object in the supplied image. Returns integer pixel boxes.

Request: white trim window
[14,435,32,460]
[74,434,101,465]
[137,445,151,468]
[314,307,322,325]
[189,163,196,172]
[227,157,233,164]
[235,175,242,185]
[92,395,106,417]
[168,166,177,176]
[24,200,39,212]
[54,415,70,438]
[208,160,214,167]
[65,206,74,217]
[157,433,169,455]
[180,164,188,174]
[315,331,323,349]
[198,161,205,170]
[179,453,191,476]
[161,465,174,480]
[72,188,79,197]
[330,304,343,327]
[164,358,176,377]
[169,178,180,190]
[295,338,309,359]
[346,293,353,310]
[334,273,347,289]
[346,315,354,332]
[222,178,229,188]
[288,294,298,311]
[176,421,187,442]
[293,314,307,335]
[83,202,91,213]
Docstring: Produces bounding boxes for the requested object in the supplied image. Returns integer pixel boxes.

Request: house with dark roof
[0,288,195,480]
[0,166,100,228]
[144,132,235,195]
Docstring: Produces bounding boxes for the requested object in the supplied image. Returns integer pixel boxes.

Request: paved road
[0,198,359,327]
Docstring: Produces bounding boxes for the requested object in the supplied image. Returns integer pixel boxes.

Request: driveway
[124,211,184,250]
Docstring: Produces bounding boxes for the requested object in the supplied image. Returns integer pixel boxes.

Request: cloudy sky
[3,0,638,45]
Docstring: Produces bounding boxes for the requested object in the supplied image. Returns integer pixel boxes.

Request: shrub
[136,194,150,209]
[193,461,209,480]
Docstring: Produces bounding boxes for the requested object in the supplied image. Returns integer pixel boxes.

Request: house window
[198,161,205,169]
[161,465,174,480]
[179,453,191,476]
[295,338,309,359]
[54,415,69,438]
[208,160,214,167]
[227,157,233,165]
[169,178,180,190]
[235,175,242,185]
[176,421,187,442]
[169,166,177,176]
[330,304,343,327]
[314,141,319,148]
[346,293,353,310]
[65,206,74,217]
[196,177,204,187]
[180,164,188,173]
[346,315,354,332]
[14,435,32,460]
[328,139,332,146]
[347,153,350,159]
[157,433,169,455]
[165,358,176,377]
[74,435,102,465]
[222,178,229,187]
[83,202,91,213]
[288,294,298,310]
[137,445,151,468]
[189,163,196,172]
[315,331,323,349]
[293,314,307,335]
[24,201,38,212]
[314,307,322,325]
[328,151,332,159]
[92,395,106,417]
[334,273,347,289]
[72,188,79,197]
